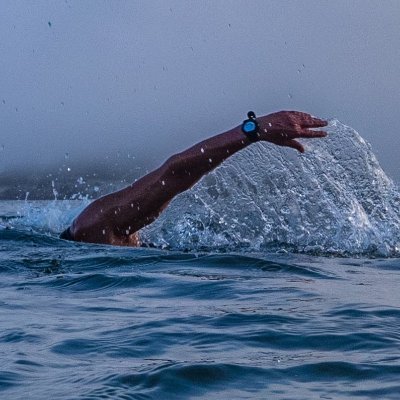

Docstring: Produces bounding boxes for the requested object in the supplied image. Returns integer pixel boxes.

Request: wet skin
[69,111,327,246]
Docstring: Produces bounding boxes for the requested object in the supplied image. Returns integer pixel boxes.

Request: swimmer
[60,111,327,246]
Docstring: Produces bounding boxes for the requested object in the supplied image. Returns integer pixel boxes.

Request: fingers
[299,115,327,129]
[284,111,328,128]
[300,129,327,138]
[302,119,328,128]
[283,139,304,153]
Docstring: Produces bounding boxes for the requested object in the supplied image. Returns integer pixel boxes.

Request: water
[1,120,400,399]
[142,120,400,256]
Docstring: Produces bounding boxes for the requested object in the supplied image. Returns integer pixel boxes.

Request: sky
[1,0,400,183]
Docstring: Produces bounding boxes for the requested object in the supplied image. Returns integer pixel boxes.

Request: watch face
[243,120,257,133]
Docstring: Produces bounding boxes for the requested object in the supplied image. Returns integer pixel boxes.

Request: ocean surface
[1,120,400,399]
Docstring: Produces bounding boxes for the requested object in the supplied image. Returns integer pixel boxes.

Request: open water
[1,121,400,399]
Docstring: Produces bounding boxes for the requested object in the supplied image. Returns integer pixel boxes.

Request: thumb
[284,139,304,153]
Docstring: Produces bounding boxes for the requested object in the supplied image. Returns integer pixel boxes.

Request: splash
[141,120,400,256]
[2,120,400,257]
[1,200,88,234]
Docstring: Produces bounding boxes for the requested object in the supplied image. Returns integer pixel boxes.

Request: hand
[257,111,328,153]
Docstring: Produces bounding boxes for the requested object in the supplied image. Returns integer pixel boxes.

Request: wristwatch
[241,111,260,142]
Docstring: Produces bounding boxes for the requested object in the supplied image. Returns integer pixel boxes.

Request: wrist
[241,111,261,142]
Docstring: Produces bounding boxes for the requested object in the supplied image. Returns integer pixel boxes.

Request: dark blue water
[1,225,400,399]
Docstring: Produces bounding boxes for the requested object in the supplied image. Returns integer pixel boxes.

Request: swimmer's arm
[149,110,327,202]
[71,126,251,242]
[71,111,327,243]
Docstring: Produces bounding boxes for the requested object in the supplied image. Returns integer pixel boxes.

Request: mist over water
[1,1,400,181]
[0,155,149,200]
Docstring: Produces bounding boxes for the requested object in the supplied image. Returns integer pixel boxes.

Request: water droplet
[288,93,293,99]
[102,229,106,235]
[208,158,212,163]
[201,148,205,153]
[61,101,64,106]
[67,167,71,172]
[161,180,166,186]
[2,100,5,104]
[48,21,52,27]
[268,123,272,127]
[125,230,130,235]
[64,152,69,159]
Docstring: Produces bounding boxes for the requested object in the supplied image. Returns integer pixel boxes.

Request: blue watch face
[243,120,257,133]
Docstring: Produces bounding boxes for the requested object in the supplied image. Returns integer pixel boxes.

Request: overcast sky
[1,0,399,181]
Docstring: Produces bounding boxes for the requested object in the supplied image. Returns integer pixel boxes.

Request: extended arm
[70,111,327,245]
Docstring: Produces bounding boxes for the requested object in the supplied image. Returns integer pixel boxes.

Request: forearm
[160,125,252,195]
[72,125,252,237]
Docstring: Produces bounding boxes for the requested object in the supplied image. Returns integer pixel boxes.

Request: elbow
[163,153,187,179]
